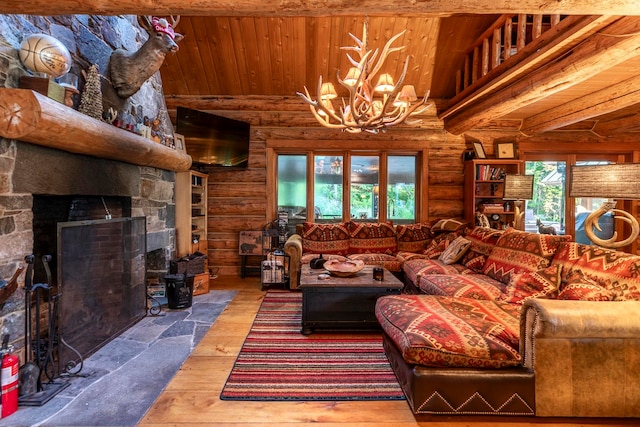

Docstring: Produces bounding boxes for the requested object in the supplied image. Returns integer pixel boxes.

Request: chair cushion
[375,295,522,368]
[482,228,571,284]
[301,222,350,256]
[347,221,397,255]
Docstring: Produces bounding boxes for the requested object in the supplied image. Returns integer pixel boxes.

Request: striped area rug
[220,291,405,401]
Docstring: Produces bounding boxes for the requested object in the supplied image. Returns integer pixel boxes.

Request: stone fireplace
[0,14,183,369]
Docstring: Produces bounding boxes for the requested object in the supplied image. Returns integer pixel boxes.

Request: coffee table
[299,264,403,335]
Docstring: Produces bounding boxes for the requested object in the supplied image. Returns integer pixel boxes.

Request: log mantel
[0,88,192,172]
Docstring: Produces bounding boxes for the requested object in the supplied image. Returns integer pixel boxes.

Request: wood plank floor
[138,276,636,427]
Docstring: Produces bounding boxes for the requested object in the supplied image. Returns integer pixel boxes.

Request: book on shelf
[475,165,506,181]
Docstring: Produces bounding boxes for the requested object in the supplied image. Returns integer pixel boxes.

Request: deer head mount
[108,16,184,99]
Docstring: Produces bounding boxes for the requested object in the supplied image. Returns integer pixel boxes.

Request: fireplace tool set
[18,254,77,406]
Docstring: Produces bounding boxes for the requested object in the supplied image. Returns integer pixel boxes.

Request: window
[388,156,417,224]
[351,155,379,220]
[277,154,307,234]
[277,152,418,224]
[314,155,343,221]
[524,155,618,244]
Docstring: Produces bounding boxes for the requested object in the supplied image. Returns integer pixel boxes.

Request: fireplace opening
[32,195,132,287]
[29,196,146,376]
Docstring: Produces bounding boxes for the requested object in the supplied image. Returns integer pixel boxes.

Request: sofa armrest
[520,299,640,417]
[284,234,302,289]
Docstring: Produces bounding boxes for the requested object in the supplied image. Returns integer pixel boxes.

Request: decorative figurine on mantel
[108,16,184,99]
[78,64,104,121]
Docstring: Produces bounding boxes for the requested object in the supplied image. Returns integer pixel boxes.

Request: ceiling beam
[593,114,640,135]
[519,74,640,135]
[443,16,640,135]
[3,0,640,16]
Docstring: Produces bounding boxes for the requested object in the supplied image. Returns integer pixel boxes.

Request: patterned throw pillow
[301,222,350,256]
[438,236,471,265]
[483,229,571,284]
[347,221,397,254]
[396,222,433,252]
[460,227,505,272]
[499,264,561,304]
[565,246,640,301]
[423,232,459,259]
[430,218,469,234]
[558,269,617,301]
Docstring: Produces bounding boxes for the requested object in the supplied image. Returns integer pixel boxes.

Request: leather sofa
[376,227,640,417]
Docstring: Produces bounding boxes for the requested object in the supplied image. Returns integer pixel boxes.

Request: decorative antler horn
[171,16,181,28]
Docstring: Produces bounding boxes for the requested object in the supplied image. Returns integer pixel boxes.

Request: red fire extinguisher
[0,335,19,418]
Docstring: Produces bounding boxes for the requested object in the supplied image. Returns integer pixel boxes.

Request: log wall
[168,95,631,276]
[166,96,508,276]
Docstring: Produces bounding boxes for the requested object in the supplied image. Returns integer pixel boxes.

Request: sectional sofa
[285,221,640,418]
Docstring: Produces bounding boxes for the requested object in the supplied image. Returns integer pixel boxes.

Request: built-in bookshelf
[464,159,523,229]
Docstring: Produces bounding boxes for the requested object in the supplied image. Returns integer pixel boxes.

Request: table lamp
[570,163,640,249]
[503,174,534,231]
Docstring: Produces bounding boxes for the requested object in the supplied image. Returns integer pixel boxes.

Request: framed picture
[174,133,186,153]
[473,142,486,159]
[495,141,516,159]
[239,230,264,256]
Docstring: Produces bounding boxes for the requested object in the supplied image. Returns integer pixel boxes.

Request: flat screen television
[176,106,250,167]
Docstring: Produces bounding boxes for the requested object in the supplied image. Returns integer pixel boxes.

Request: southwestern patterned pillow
[482,229,571,285]
[301,222,350,256]
[375,294,522,368]
[347,221,398,255]
[565,246,640,301]
[417,273,506,300]
[438,236,471,264]
[460,227,505,273]
[396,222,433,252]
[499,264,561,305]
[430,218,469,234]
[423,232,460,259]
[347,253,402,272]
[558,270,617,301]
[403,259,467,285]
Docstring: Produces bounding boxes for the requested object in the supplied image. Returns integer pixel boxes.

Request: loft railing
[455,14,566,96]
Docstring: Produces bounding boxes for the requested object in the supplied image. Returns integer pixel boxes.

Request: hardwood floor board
[191,334,245,356]
[165,356,236,391]
[141,392,416,424]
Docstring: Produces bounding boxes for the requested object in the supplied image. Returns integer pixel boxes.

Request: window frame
[271,146,422,224]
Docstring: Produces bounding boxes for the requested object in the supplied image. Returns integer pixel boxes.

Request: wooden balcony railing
[455,14,566,96]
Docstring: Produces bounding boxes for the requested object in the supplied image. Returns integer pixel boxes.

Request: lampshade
[343,67,361,87]
[503,174,534,200]
[374,73,395,93]
[570,164,640,200]
[320,82,338,100]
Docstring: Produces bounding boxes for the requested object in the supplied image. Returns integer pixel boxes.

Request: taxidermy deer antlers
[109,16,183,99]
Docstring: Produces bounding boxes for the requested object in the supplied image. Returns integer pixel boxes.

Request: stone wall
[0,15,178,351]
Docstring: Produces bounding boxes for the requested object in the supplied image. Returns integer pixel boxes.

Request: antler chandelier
[297,19,432,134]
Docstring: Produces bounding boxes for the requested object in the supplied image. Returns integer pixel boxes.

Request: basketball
[18,34,72,78]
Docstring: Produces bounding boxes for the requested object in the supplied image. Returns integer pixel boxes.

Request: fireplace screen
[57,217,147,369]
